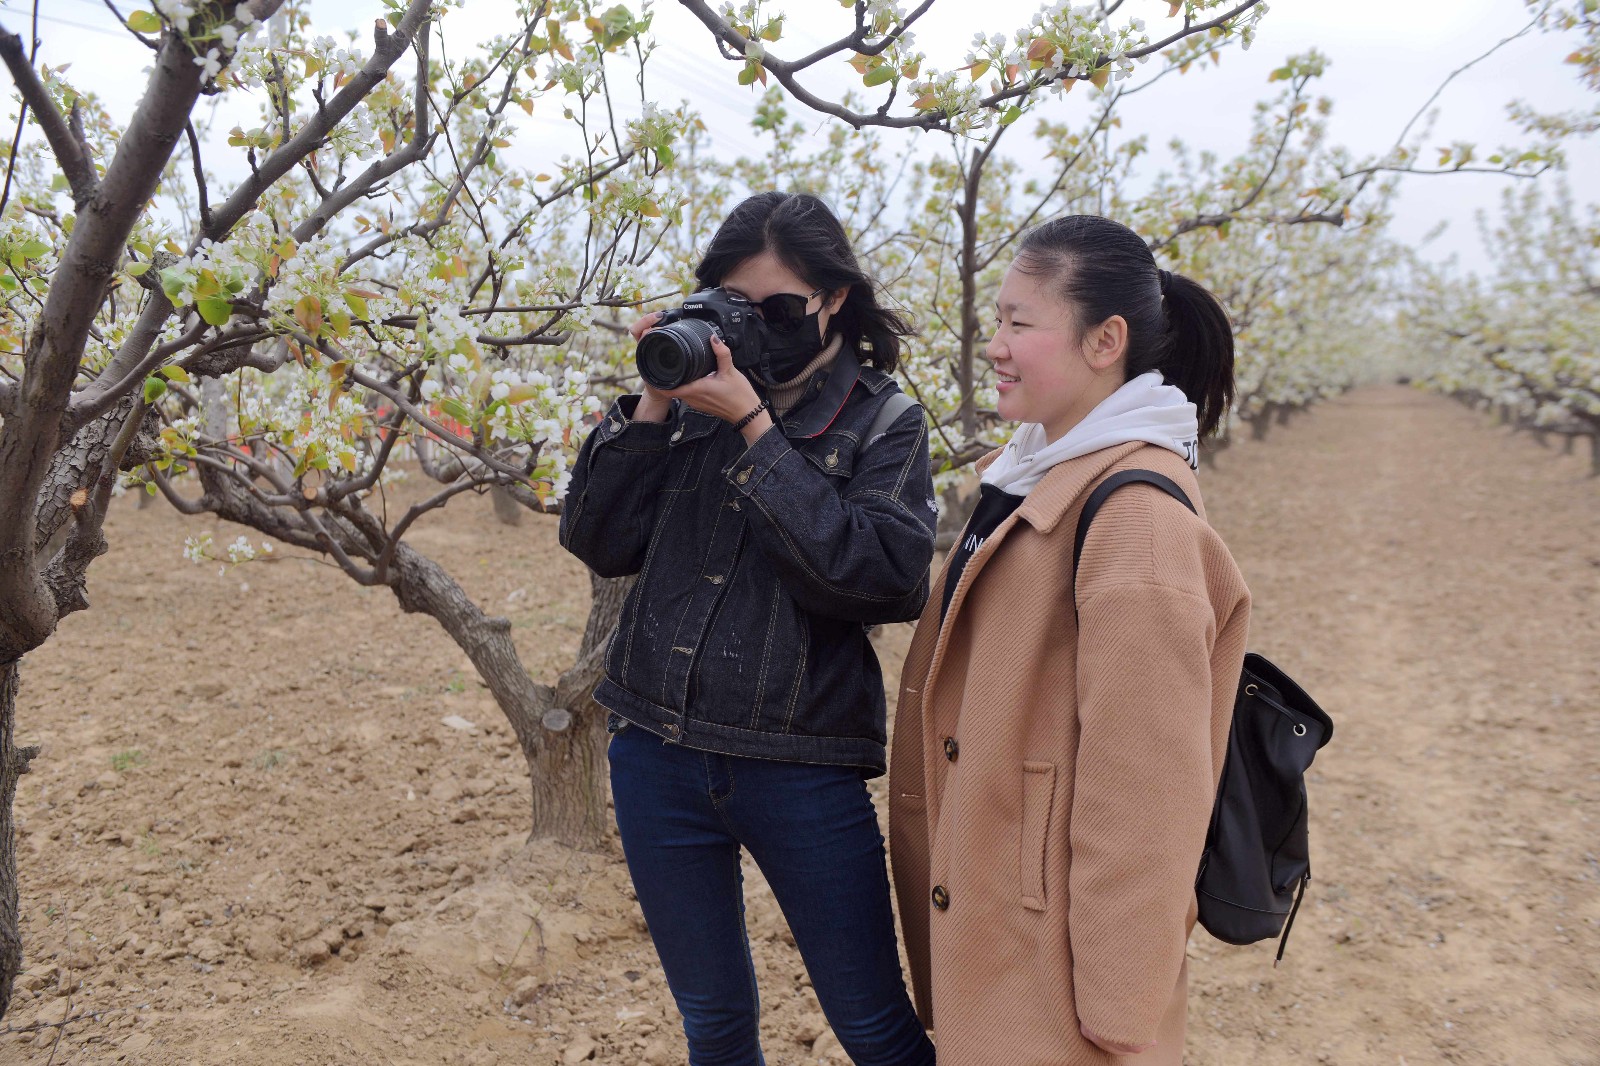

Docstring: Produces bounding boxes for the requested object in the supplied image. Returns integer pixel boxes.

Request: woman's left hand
[658,335,774,443]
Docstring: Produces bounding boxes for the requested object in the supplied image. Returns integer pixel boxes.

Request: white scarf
[981,372,1200,497]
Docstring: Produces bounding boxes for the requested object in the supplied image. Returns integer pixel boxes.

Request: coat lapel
[913,441,1151,757]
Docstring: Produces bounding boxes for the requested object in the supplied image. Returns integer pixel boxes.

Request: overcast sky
[12,0,1597,275]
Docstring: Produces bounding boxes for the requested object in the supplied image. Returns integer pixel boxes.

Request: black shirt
[941,482,1025,621]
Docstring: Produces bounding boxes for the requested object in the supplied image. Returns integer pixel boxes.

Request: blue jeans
[609,723,936,1066]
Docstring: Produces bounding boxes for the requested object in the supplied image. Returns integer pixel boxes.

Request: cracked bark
[0,662,40,1020]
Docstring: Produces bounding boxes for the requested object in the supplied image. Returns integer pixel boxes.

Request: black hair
[1014,215,1235,438]
[695,191,914,373]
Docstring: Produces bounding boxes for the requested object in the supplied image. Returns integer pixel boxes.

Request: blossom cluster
[181,531,276,576]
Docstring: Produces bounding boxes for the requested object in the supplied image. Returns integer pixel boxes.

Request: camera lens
[637,319,719,390]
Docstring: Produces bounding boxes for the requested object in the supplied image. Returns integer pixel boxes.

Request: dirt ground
[2,386,1597,1066]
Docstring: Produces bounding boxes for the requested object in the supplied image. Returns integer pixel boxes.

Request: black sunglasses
[725,286,825,334]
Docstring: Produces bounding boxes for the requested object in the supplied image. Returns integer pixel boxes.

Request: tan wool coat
[889,441,1251,1066]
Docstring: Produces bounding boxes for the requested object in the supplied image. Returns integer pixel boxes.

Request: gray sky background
[13,0,1598,275]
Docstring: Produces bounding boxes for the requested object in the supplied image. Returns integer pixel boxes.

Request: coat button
[931,885,950,911]
[670,428,683,442]
[942,737,959,761]
[607,418,621,432]
[825,449,839,468]
[735,467,753,485]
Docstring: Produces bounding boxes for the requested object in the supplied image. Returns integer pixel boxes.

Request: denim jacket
[559,346,937,775]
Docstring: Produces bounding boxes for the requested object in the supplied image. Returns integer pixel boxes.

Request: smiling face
[719,250,847,344]
[987,261,1129,442]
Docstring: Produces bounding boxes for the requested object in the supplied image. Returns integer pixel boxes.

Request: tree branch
[675,0,1264,130]
[204,0,433,245]
[0,25,97,207]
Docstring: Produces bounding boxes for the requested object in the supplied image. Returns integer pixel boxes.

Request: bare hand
[630,314,774,444]
[656,335,775,445]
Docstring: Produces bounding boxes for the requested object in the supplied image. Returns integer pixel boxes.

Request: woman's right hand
[629,312,672,423]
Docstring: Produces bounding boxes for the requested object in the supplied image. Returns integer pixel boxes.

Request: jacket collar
[777,345,862,440]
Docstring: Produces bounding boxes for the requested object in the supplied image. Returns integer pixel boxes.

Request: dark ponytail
[1014,215,1235,437]
[696,192,915,372]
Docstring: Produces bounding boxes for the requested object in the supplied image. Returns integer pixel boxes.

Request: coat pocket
[1019,761,1057,911]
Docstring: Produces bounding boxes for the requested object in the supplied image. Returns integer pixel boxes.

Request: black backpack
[1074,469,1334,963]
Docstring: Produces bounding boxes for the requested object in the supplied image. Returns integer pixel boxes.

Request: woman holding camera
[560,192,938,1066]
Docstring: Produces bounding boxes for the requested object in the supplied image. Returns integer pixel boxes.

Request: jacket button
[942,737,959,761]
[670,428,683,442]
[607,418,621,432]
[825,450,839,468]
[931,885,949,911]
[735,467,753,485]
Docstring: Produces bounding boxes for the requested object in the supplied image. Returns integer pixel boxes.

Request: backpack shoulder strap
[862,389,919,453]
[1072,469,1197,611]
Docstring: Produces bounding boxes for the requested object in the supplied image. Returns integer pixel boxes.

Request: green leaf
[196,296,232,326]
[999,105,1023,126]
[160,365,191,384]
[159,267,188,301]
[863,63,895,87]
[440,397,474,424]
[143,376,168,404]
[19,238,49,259]
[125,261,151,277]
[344,292,370,320]
[127,10,161,34]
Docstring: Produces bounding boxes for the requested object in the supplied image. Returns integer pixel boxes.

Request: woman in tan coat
[889,215,1251,1065]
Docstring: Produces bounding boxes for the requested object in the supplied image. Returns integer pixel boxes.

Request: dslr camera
[635,289,769,390]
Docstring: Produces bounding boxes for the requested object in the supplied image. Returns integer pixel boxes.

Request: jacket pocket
[797,429,858,482]
[1019,761,1057,911]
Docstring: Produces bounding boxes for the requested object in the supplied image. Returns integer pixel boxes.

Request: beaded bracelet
[731,398,771,433]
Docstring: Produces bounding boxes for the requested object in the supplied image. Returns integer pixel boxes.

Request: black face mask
[756,308,828,386]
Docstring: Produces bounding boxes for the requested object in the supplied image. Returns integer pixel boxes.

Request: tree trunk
[1591,434,1600,479]
[386,544,631,846]
[933,481,975,553]
[490,485,523,527]
[1200,433,1232,470]
[0,660,39,1021]
[1561,433,1576,456]
[534,571,633,827]
[956,172,981,441]
[1249,407,1274,442]
[201,376,228,441]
